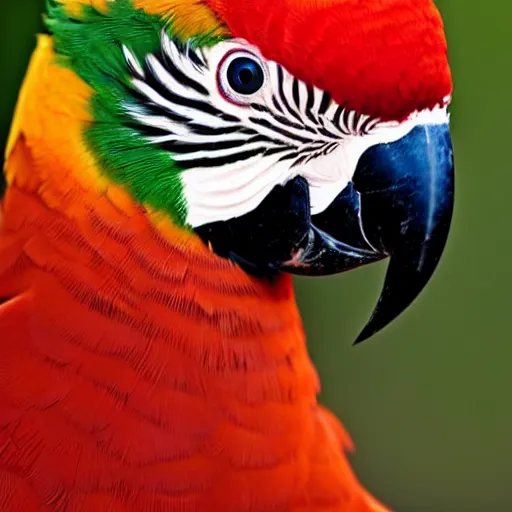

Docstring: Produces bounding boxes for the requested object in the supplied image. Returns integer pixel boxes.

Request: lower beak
[283,123,455,342]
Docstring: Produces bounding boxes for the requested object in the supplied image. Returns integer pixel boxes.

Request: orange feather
[0,26,390,512]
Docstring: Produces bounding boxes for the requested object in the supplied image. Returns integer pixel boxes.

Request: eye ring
[218,50,267,104]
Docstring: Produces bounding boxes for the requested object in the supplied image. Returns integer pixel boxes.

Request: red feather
[206,0,452,121]
[0,161,389,511]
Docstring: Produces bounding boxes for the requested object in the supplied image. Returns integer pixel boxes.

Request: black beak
[351,123,454,342]
[292,123,455,342]
[195,123,454,343]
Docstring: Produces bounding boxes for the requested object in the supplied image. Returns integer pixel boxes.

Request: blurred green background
[0,1,509,511]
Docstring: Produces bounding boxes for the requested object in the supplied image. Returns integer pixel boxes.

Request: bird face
[45,0,455,341]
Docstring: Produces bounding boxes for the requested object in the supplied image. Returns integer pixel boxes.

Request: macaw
[0,0,454,510]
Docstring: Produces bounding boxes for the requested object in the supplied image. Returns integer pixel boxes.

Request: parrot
[0,0,454,511]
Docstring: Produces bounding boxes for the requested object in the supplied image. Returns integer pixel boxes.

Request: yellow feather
[54,0,228,38]
[134,0,228,38]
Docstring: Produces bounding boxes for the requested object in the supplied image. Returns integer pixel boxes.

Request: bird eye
[218,51,266,103]
[227,57,264,95]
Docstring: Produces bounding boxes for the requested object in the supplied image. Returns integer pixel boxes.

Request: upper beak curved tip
[354,328,375,346]
[352,122,455,343]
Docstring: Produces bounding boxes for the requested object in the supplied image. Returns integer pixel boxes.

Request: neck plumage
[0,168,317,402]
[0,177,389,512]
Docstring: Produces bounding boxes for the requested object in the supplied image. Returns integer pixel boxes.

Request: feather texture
[0,29,390,512]
[0,172,390,512]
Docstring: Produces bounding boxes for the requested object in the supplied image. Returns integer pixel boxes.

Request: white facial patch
[123,35,450,228]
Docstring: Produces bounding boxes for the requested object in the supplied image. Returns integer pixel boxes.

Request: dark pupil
[239,68,254,85]
[227,57,264,95]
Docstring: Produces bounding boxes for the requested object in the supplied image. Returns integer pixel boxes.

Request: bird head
[39,0,454,342]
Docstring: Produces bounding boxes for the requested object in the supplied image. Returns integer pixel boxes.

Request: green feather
[45,0,224,226]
